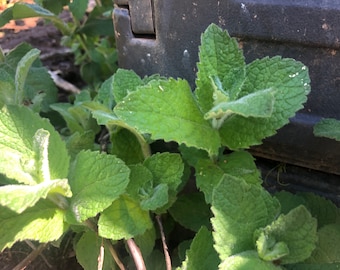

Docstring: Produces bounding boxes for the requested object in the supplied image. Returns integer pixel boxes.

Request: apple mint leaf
[219,56,310,149]
[314,118,340,141]
[143,152,184,191]
[196,151,262,204]
[299,193,339,229]
[206,88,276,129]
[306,223,340,263]
[0,179,70,214]
[211,175,280,260]
[195,24,246,114]
[0,105,69,185]
[66,131,96,160]
[219,251,283,270]
[169,193,211,232]
[0,199,67,251]
[140,183,169,211]
[179,227,219,270]
[0,43,57,112]
[110,128,145,165]
[285,264,340,270]
[255,205,317,264]
[67,150,130,223]
[95,76,115,110]
[15,48,40,105]
[112,68,143,103]
[98,195,152,240]
[75,231,116,270]
[90,110,151,159]
[114,78,221,157]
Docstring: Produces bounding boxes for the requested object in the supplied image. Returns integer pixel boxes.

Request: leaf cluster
[0,0,117,87]
[0,23,339,269]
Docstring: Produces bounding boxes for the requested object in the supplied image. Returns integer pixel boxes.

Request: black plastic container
[113,0,340,199]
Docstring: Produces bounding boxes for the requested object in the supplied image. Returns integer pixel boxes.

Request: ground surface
[0,8,83,270]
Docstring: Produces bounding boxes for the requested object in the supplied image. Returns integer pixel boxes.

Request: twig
[48,70,81,94]
[104,239,126,270]
[97,240,104,270]
[24,240,53,269]
[156,215,172,270]
[13,243,48,270]
[126,238,146,270]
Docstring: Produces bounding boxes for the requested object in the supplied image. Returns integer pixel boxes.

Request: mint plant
[314,118,340,141]
[0,0,117,87]
[1,23,340,269]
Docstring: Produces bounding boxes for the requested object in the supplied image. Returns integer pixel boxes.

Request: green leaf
[179,227,220,270]
[114,78,221,156]
[98,195,152,240]
[0,105,69,185]
[255,205,317,264]
[143,152,184,191]
[66,131,96,160]
[0,43,58,112]
[195,24,246,114]
[285,264,340,270]
[69,0,88,21]
[219,251,283,270]
[140,183,169,211]
[169,192,211,232]
[206,88,276,129]
[299,193,338,229]
[75,231,116,270]
[196,151,262,204]
[110,128,145,165]
[274,191,307,215]
[0,199,68,251]
[67,150,130,223]
[219,56,310,149]
[112,68,143,103]
[95,75,115,110]
[0,179,71,213]
[306,223,340,263]
[11,3,70,35]
[313,118,340,141]
[15,48,40,105]
[90,110,151,159]
[211,175,280,259]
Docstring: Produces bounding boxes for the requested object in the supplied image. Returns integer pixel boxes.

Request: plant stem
[104,239,126,270]
[126,238,146,270]
[13,243,48,270]
[0,46,5,62]
[156,215,172,270]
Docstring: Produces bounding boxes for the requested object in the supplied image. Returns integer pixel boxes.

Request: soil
[0,8,84,270]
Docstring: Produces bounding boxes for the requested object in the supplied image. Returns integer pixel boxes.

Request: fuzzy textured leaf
[306,224,340,263]
[0,199,67,251]
[255,205,317,264]
[98,195,152,240]
[211,175,280,260]
[219,251,283,270]
[196,151,261,203]
[180,227,219,270]
[67,150,130,223]
[0,179,71,213]
[219,57,310,149]
[195,24,246,113]
[0,105,69,185]
[114,78,221,156]
[169,192,211,232]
